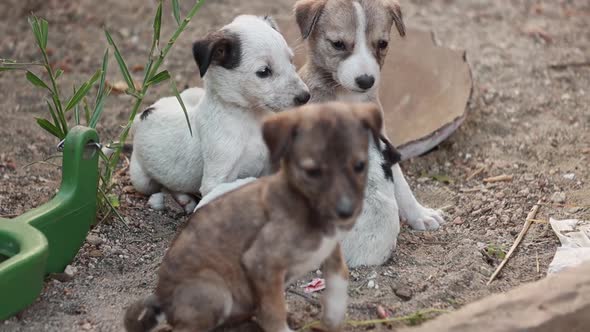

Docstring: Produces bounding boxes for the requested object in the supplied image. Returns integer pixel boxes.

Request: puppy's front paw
[404,206,445,230]
[172,193,197,214]
[148,193,166,211]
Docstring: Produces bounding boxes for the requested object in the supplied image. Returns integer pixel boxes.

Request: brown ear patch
[294,0,327,39]
[262,112,299,167]
[192,31,242,78]
[353,103,383,143]
[385,0,406,37]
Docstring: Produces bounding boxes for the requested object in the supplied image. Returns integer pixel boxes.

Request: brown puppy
[124,102,388,332]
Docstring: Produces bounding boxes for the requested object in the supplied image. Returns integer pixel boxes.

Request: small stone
[523,174,535,181]
[81,322,92,330]
[89,249,103,258]
[393,285,413,301]
[551,192,566,204]
[367,280,376,289]
[453,216,463,225]
[64,265,77,277]
[500,215,511,224]
[563,173,575,180]
[86,234,103,246]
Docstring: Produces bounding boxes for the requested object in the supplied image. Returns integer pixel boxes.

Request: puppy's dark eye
[329,40,346,51]
[256,67,272,78]
[377,40,389,50]
[305,167,322,178]
[354,160,366,173]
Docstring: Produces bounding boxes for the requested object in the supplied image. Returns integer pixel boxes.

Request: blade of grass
[64,69,101,111]
[26,71,50,90]
[170,79,192,136]
[94,49,109,109]
[39,18,48,49]
[105,29,135,94]
[146,70,170,86]
[74,104,80,125]
[45,99,61,132]
[36,118,63,139]
[152,1,163,51]
[172,0,181,25]
[89,87,109,128]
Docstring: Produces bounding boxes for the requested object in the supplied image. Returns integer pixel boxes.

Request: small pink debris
[302,278,325,293]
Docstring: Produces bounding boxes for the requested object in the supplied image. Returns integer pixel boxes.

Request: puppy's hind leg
[130,153,166,211]
[167,270,233,332]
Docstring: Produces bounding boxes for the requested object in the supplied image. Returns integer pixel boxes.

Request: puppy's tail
[123,294,163,332]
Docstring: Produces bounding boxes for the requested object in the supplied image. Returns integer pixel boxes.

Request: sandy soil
[1,0,589,331]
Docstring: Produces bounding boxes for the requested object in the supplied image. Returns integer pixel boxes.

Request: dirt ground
[1,0,589,331]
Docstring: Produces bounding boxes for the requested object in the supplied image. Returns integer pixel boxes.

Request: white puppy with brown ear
[293,0,445,266]
[129,15,310,213]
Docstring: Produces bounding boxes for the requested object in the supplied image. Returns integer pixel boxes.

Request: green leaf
[36,117,63,139]
[45,99,60,131]
[64,69,101,111]
[104,29,135,93]
[89,88,109,128]
[108,194,120,208]
[95,49,109,107]
[172,0,182,25]
[54,68,63,79]
[146,70,170,86]
[28,16,42,49]
[153,1,163,49]
[39,18,49,49]
[74,104,80,126]
[170,79,193,137]
[26,71,50,90]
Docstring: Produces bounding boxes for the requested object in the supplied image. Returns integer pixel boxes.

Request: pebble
[453,216,464,225]
[563,173,575,180]
[551,192,566,204]
[86,234,103,246]
[64,265,77,278]
[393,285,413,301]
[367,280,376,289]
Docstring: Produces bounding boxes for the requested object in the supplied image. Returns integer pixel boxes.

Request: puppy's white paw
[404,206,445,230]
[172,193,197,215]
[148,193,165,211]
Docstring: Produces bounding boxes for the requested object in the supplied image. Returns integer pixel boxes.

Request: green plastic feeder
[0,126,100,320]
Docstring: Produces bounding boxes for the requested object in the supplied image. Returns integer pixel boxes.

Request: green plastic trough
[0,126,100,320]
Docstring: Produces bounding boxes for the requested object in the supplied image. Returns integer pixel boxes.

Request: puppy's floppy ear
[294,0,327,39]
[353,103,383,146]
[192,31,242,78]
[385,0,406,37]
[261,15,280,32]
[379,134,402,166]
[262,112,299,166]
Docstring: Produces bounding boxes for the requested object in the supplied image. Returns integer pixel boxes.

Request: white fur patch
[323,274,348,327]
[336,2,380,92]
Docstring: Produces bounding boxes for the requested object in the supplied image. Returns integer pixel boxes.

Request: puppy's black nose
[294,91,311,106]
[355,75,375,90]
[336,197,354,219]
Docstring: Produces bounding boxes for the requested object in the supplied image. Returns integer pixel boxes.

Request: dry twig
[483,174,513,183]
[487,199,542,285]
[466,166,486,180]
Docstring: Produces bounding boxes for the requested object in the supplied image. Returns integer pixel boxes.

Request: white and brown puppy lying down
[196,0,444,268]
[124,102,387,332]
[129,15,309,214]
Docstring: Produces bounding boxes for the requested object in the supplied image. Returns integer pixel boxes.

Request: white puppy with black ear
[130,15,310,213]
